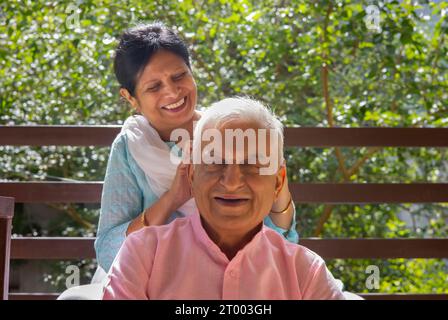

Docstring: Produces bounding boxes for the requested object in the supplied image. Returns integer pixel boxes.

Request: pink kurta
[103,210,345,300]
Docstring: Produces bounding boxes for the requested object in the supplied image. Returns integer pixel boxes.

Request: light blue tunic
[95,132,299,272]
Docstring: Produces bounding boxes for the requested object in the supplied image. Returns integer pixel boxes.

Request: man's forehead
[200,124,277,150]
[208,148,272,158]
[216,117,260,129]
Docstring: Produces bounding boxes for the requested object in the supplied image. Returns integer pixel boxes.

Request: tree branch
[347,146,382,177]
[313,146,382,236]
[314,204,334,237]
[48,203,94,230]
[319,3,350,181]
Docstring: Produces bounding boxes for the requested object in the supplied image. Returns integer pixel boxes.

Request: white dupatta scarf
[121,115,196,216]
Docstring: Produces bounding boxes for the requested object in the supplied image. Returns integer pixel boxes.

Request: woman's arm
[264,202,299,244]
[265,165,299,243]
[95,134,144,272]
[269,175,294,229]
[96,134,193,271]
[126,161,192,234]
[125,190,175,234]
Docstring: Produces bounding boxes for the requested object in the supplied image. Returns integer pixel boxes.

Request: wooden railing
[1,126,447,300]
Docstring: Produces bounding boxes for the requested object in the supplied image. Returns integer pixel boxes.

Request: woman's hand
[127,161,192,235]
[126,163,191,235]
[272,167,291,212]
[269,160,294,230]
[166,161,193,211]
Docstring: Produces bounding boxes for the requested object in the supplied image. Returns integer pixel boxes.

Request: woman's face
[125,50,197,133]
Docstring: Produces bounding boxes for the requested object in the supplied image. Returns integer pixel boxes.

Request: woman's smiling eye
[173,71,187,81]
[144,71,187,92]
[146,83,161,92]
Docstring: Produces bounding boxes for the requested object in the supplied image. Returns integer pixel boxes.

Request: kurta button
[229,270,236,278]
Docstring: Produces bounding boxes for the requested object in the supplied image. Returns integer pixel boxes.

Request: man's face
[189,118,285,235]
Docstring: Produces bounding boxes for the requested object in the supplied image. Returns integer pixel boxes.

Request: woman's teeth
[163,97,185,110]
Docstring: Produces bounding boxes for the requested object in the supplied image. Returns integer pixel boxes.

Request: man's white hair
[192,97,284,166]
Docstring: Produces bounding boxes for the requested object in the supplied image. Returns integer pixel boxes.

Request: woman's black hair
[113,22,191,96]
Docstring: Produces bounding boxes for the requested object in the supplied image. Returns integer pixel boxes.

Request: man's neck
[200,217,262,260]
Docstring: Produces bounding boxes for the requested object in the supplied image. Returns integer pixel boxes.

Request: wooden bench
[0,126,447,300]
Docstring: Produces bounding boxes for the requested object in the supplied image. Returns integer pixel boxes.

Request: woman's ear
[120,88,140,112]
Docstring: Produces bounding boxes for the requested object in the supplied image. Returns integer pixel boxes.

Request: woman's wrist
[269,183,294,229]
[127,193,175,235]
[141,209,149,227]
[271,184,291,212]
[162,190,178,213]
[149,192,175,225]
[271,196,292,215]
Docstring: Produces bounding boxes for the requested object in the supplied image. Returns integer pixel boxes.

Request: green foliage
[1,0,447,293]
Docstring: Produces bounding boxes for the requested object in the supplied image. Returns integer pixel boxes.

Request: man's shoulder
[127,215,192,244]
[262,227,325,265]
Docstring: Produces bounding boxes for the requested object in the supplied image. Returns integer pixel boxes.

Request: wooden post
[0,196,14,300]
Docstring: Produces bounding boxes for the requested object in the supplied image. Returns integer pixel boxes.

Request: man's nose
[220,164,245,191]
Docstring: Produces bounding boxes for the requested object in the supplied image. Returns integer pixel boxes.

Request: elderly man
[102,97,345,300]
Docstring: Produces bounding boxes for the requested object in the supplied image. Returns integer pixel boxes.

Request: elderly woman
[102,97,345,300]
[95,23,298,275]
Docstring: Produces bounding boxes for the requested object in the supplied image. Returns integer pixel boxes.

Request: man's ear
[274,165,286,199]
[120,88,140,112]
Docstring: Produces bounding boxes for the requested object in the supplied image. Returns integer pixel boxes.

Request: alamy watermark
[365,265,380,290]
[364,4,382,33]
[65,265,80,289]
[65,3,81,31]
[170,127,282,175]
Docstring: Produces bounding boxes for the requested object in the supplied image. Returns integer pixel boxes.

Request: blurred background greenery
[0,0,447,294]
